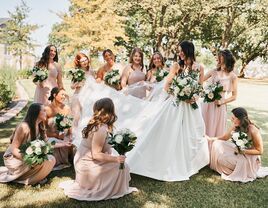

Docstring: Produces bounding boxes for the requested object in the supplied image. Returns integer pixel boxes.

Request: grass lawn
[0,79,267,208]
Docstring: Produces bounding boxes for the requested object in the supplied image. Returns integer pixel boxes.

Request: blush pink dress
[0,124,56,185]
[59,125,137,201]
[202,70,237,137]
[209,138,268,182]
[126,69,146,99]
[34,63,59,105]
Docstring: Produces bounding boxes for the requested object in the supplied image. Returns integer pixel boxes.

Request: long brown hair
[232,107,256,133]
[36,45,58,69]
[82,98,117,139]
[11,103,46,143]
[218,49,236,73]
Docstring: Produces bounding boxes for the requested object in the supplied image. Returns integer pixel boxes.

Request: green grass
[0,79,268,208]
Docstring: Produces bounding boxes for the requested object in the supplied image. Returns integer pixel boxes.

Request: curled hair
[218,49,236,73]
[74,52,90,71]
[232,107,256,133]
[48,87,65,102]
[82,98,117,139]
[129,48,144,69]
[36,45,58,69]
[148,52,165,71]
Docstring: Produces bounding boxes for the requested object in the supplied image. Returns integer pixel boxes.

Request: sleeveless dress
[59,125,137,201]
[0,126,55,185]
[210,137,268,182]
[34,63,58,105]
[202,70,237,137]
[124,68,146,99]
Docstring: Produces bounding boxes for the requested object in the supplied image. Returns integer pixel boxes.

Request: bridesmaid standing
[59,98,137,201]
[202,49,238,137]
[45,87,73,170]
[121,48,147,99]
[146,52,166,83]
[0,103,56,185]
[71,53,94,130]
[96,49,118,82]
[34,45,64,105]
[209,107,268,182]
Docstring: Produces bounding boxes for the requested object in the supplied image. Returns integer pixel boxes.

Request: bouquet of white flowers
[32,66,48,82]
[68,68,86,83]
[108,128,137,169]
[104,70,121,90]
[54,113,73,135]
[169,75,203,109]
[203,81,224,104]
[231,131,252,154]
[155,69,169,82]
[19,139,55,166]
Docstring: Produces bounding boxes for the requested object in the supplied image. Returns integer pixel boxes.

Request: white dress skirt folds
[74,76,209,181]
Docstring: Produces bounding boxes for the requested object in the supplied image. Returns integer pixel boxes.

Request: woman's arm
[203,69,214,82]
[164,63,178,92]
[56,63,64,88]
[198,65,204,85]
[96,67,104,83]
[121,66,129,88]
[244,125,263,155]
[91,126,124,163]
[146,70,152,82]
[11,123,29,160]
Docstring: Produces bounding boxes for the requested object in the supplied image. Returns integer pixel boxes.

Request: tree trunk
[238,63,248,78]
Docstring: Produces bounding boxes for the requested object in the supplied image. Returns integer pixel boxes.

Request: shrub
[17,68,32,79]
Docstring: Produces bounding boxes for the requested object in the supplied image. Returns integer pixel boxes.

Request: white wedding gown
[74,75,209,181]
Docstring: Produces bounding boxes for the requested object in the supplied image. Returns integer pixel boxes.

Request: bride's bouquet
[104,70,121,90]
[155,69,169,82]
[54,113,73,135]
[231,131,252,154]
[32,66,48,82]
[203,81,224,104]
[169,75,203,109]
[68,68,86,83]
[108,128,137,169]
[19,139,55,166]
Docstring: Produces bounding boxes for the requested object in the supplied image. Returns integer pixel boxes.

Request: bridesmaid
[96,49,116,83]
[202,49,238,137]
[34,45,64,105]
[0,103,56,185]
[45,87,73,170]
[59,98,137,201]
[71,53,94,131]
[146,52,166,83]
[121,48,147,99]
[209,107,268,182]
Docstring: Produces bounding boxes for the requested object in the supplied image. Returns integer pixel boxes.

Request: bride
[74,41,209,181]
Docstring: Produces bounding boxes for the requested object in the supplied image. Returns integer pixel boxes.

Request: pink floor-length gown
[126,69,146,99]
[34,63,59,105]
[202,70,237,137]
[59,125,137,201]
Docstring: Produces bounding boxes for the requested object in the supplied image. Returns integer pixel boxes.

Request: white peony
[232,132,239,141]
[34,147,42,155]
[114,135,123,144]
[179,91,185,96]
[34,141,41,148]
[236,139,244,147]
[25,147,34,155]
[36,70,44,76]
[208,92,214,99]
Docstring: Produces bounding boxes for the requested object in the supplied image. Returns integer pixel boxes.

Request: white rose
[174,87,180,95]
[179,91,185,96]
[114,135,123,144]
[25,147,33,155]
[159,71,164,77]
[208,92,214,99]
[36,70,44,76]
[34,147,42,155]
[232,132,239,141]
[236,139,244,147]
[34,141,41,148]
[60,121,66,127]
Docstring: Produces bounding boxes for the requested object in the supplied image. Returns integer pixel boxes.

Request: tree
[199,0,268,77]
[0,0,39,70]
[49,0,126,56]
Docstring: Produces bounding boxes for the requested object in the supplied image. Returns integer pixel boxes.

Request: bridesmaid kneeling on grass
[59,98,137,201]
[209,107,268,182]
[0,103,55,185]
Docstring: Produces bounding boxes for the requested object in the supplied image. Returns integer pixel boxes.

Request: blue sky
[0,0,70,55]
